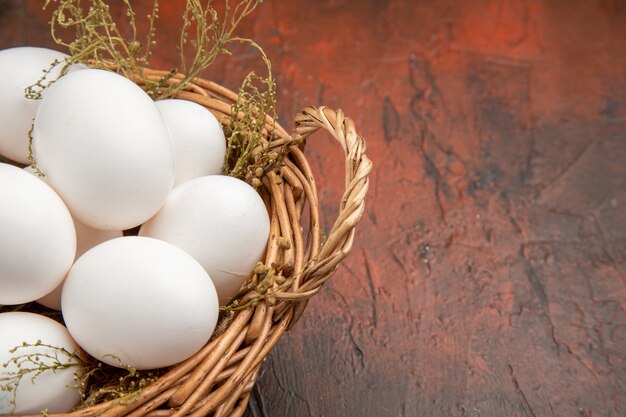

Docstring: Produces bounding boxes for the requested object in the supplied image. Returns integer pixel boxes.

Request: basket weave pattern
[20,69,372,417]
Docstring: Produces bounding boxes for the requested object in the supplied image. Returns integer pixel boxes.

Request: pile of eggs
[0,47,270,415]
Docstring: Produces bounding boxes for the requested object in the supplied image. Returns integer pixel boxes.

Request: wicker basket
[19,68,372,417]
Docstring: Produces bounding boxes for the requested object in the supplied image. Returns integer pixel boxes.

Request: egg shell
[0,312,84,415]
[0,47,83,163]
[37,220,122,310]
[32,68,175,230]
[0,163,76,305]
[61,236,219,370]
[22,165,122,310]
[140,175,270,305]
[156,99,226,186]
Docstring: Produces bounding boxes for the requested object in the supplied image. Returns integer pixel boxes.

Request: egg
[0,163,76,305]
[0,312,84,415]
[32,68,175,230]
[156,99,226,186]
[0,47,83,164]
[62,237,219,370]
[37,220,122,310]
[140,175,270,304]
[21,165,109,310]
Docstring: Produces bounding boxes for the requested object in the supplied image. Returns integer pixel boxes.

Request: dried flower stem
[0,342,84,414]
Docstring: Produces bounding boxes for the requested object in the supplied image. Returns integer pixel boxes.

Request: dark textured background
[1,1,626,416]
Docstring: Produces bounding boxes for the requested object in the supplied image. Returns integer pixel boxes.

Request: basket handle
[287,106,372,321]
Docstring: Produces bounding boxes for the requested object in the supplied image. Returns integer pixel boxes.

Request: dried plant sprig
[24,58,74,100]
[222,39,299,185]
[0,342,85,414]
[78,357,164,408]
[168,0,261,97]
[223,71,275,180]
[32,0,263,100]
[220,258,315,313]
[33,0,164,98]
[0,336,166,411]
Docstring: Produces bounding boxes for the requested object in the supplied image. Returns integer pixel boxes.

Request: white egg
[0,163,76,305]
[22,165,123,310]
[37,220,122,310]
[0,312,84,415]
[62,237,219,370]
[0,47,83,164]
[140,175,270,304]
[32,68,175,230]
[156,99,226,186]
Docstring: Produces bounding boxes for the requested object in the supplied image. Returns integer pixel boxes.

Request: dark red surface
[2,1,626,416]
